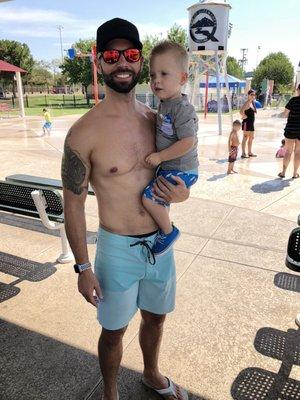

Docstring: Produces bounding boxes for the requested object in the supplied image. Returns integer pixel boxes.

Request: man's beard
[101,67,141,93]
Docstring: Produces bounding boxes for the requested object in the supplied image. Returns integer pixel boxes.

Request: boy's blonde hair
[150,40,188,72]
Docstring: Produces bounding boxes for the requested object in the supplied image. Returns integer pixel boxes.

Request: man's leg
[140,310,185,399]
[98,326,127,400]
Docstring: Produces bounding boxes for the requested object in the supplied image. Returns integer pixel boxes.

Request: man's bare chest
[91,129,155,177]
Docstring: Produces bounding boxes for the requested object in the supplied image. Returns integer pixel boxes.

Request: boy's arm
[145,137,194,167]
[228,133,232,151]
[62,128,101,306]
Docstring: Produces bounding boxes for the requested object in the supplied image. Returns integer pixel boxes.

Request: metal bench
[5,174,95,195]
[0,180,73,263]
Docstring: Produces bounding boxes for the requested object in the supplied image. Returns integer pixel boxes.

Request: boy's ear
[181,72,188,85]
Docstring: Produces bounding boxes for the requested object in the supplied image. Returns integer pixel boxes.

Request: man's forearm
[64,203,89,264]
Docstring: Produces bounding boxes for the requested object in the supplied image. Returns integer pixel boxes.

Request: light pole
[256,45,261,68]
[57,25,64,63]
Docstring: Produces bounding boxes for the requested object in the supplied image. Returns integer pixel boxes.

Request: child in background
[42,108,52,135]
[142,41,199,256]
[275,139,286,158]
[227,120,242,174]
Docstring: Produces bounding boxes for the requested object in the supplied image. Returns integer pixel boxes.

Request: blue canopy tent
[200,74,246,90]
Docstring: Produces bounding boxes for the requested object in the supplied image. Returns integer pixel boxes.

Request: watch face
[74,264,80,273]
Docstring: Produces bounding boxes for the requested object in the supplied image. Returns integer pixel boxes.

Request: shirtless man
[62,18,189,400]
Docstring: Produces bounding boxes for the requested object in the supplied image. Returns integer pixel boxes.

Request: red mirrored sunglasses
[99,48,142,64]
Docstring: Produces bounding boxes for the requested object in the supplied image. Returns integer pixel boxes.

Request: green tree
[28,60,53,89]
[140,35,160,84]
[60,39,95,94]
[252,52,294,92]
[167,24,187,48]
[226,56,244,79]
[0,39,34,92]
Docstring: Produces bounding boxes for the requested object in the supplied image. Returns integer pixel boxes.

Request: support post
[204,70,209,119]
[215,51,222,135]
[92,45,99,105]
[15,72,25,118]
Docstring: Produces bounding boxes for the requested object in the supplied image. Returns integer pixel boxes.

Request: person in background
[275,139,286,158]
[42,108,52,135]
[278,84,300,178]
[227,120,242,174]
[240,89,257,158]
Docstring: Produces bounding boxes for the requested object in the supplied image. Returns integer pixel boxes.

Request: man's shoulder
[68,103,106,138]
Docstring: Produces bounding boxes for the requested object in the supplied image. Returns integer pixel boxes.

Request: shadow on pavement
[207,173,228,181]
[231,327,300,399]
[0,251,57,302]
[1,319,205,400]
[274,272,300,293]
[0,212,97,244]
[251,179,290,193]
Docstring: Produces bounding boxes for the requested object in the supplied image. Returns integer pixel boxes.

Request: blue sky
[1,0,299,73]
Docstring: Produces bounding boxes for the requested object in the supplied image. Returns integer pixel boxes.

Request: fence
[0,93,293,112]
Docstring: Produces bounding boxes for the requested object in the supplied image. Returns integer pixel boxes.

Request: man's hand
[78,268,103,307]
[145,152,162,167]
[153,175,190,204]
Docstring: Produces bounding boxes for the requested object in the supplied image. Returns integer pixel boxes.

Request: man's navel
[110,167,118,173]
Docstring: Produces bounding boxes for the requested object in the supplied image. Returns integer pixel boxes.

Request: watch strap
[74,262,92,273]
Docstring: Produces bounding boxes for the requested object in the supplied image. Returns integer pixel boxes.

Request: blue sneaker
[152,225,180,256]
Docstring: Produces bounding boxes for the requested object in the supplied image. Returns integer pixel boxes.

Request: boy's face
[233,124,241,132]
[150,52,187,101]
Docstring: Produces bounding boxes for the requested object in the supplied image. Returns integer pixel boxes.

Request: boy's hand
[145,152,161,167]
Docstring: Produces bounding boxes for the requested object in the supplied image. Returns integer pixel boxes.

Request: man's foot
[248,153,257,157]
[278,172,285,178]
[152,225,180,256]
[292,173,300,179]
[101,390,119,400]
[142,375,188,399]
[232,170,238,173]
[241,154,249,158]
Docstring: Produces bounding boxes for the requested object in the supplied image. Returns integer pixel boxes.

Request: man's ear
[181,72,188,85]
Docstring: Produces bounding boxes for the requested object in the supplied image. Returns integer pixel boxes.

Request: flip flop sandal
[248,153,257,157]
[241,154,249,158]
[292,174,300,179]
[278,172,285,178]
[142,376,188,399]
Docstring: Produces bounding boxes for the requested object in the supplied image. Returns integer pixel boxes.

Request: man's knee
[100,326,127,347]
[141,310,166,327]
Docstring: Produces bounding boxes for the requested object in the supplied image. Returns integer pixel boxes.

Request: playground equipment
[187,0,232,134]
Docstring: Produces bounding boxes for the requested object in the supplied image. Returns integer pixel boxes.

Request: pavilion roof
[0,60,27,73]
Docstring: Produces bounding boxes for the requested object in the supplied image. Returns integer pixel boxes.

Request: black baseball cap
[96,18,143,53]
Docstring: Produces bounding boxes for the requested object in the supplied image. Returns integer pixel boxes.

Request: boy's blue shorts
[94,227,176,331]
[143,168,198,206]
[43,122,52,129]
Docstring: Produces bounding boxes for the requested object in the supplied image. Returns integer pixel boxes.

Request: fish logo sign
[190,9,219,43]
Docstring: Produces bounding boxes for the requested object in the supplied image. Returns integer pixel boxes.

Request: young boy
[42,108,52,135]
[142,41,199,256]
[227,120,242,174]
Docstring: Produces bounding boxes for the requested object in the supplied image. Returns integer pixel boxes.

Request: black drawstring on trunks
[130,240,156,265]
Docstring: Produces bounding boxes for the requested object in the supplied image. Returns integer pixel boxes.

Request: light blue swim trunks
[94,227,176,331]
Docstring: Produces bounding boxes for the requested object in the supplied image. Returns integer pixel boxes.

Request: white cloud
[1,7,74,23]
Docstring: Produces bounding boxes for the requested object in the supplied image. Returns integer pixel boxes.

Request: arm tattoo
[61,139,88,195]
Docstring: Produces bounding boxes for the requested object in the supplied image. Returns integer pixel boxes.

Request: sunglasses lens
[103,50,120,64]
[124,49,141,62]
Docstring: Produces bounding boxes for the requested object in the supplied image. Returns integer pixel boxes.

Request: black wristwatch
[74,262,92,273]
